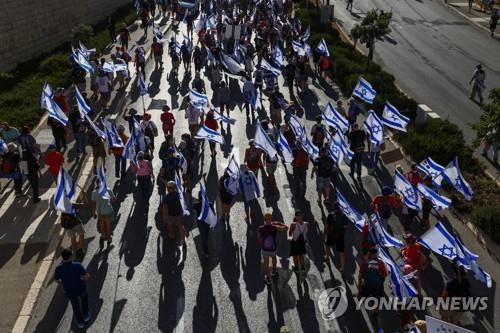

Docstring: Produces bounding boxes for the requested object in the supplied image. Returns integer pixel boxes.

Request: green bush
[71,24,94,45]
[470,206,500,243]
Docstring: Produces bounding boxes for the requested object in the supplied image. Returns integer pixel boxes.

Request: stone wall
[0,0,130,72]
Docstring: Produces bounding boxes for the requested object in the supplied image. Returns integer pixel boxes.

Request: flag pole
[142,95,146,114]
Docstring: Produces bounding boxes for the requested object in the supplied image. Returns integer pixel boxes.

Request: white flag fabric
[454,236,492,288]
[301,134,319,160]
[75,86,91,115]
[211,108,235,124]
[328,134,353,166]
[277,132,294,164]
[102,118,124,149]
[352,77,376,104]
[302,26,310,41]
[224,154,241,195]
[175,147,188,175]
[273,43,284,67]
[369,213,405,249]
[103,62,128,73]
[40,82,53,110]
[336,190,365,231]
[198,184,217,228]
[316,38,330,57]
[394,170,422,211]
[323,101,349,134]
[82,113,106,140]
[417,157,445,188]
[418,221,457,261]
[54,168,76,214]
[76,51,94,74]
[139,74,147,96]
[195,125,225,145]
[98,165,110,200]
[378,247,419,300]
[221,52,246,75]
[260,58,281,77]
[292,40,306,56]
[254,120,278,159]
[175,172,190,216]
[122,135,136,163]
[78,41,95,58]
[0,138,8,155]
[189,88,209,109]
[363,110,384,146]
[417,183,451,211]
[289,115,306,141]
[382,102,409,132]
[442,157,474,201]
[43,93,69,126]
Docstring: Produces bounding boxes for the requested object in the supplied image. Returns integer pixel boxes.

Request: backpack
[61,213,81,229]
[2,160,12,174]
[144,122,157,140]
[262,230,277,251]
[379,197,392,219]
[363,259,384,293]
[321,57,330,70]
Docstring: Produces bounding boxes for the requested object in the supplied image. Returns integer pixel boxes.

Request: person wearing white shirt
[239,164,261,224]
[185,102,201,138]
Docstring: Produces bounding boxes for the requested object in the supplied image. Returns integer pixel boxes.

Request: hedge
[0,4,137,129]
[470,206,500,243]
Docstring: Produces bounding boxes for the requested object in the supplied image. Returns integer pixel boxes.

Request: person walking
[2,143,23,197]
[347,123,367,181]
[239,164,261,224]
[48,117,67,151]
[91,184,116,246]
[60,191,88,260]
[371,186,397,227]
[244,139,263,178]
[289,210,309,273]
[490,10,499,37]
[311,147,335,204]
[185,102,201,139]
[219,172,235,223]
[132,151,154,207]
[74,117,87,157]
[141,113,158,153]
[163,180,186,245]
[292,143,309,199]
[88,126,107,175]
[107,15,116,42]
[441,266,471,325]
[323,202,348,273]
[151,37,164,69]
[54,248,91,329]
[119,26,131,50]
[17,126,37,153]
[258,213,288,285]
[111,125,128,178]
[217,81,231,116]
[204,111,219,157]
[285,61,296,98]
[23,148,41,203]
[346,0,353,12]
[44,144,65,178]
[358,247,387,319]
[160,105,175,136]
[469,64,486,105]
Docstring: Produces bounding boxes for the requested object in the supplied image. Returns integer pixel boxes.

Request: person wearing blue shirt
[54,248,91,328]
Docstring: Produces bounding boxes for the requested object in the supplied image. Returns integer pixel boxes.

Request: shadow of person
[192,270,219,333]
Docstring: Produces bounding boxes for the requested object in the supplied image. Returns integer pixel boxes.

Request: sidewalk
[445,0,499,37]
[0,13,172,332]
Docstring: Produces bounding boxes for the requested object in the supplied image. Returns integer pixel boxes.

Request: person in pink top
[131,151,154,207]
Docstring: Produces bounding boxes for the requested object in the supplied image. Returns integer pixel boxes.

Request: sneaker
[77,321,85,328]
[83,313,92,322]
[265,277,272,285]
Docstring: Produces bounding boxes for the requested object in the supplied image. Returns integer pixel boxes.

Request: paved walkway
[446,0,499,37]
[0,13,172,332]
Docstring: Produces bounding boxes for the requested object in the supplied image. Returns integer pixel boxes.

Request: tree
[350,25,362,49]
[350,10,392,68]
[472,88,500,147]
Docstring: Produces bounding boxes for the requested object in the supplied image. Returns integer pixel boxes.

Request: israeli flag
[417,157,445,188]
[40,82,53,109]
[254,120,278,159]
[182,8,189,24]
[122,135,137,163]
[301,134,319,160]
[75,86,91,115]
[292,40,305,56]
[417,183,451,211]
[260,58,281,77]
[323,101,349,134]
[189,88,209,109]
[98,165,110,200]
[175,40,182,56]
[224,154,241,195]
[352,77,376,104]
[455,236,492,288]
[394,170,422,211]
[382,102,409,132]
[316,38,330,57]
[303,43,312,57]
[195,125,225,145]
[82,113,106,139]
[273,43,284,67]
[43,94,69,126]
[418,221,457,261]
[289,115,306,141]
[138,74,147,96]
[54,168,76,214]
[207,15,217,30]
[76,52,94,74]
[251,89,259,110]
[198,184,218,228]
[102,118,124,149]
[232,41,242,63]
[363,110,384,146]
[220,52,246,75]
[378,247,419,300]
[79,41,95,58]
[336,189,365,231]
[175,172,190,216]
[329,134,353,166]
[369,213,405,249]
[175,147,188,174]
[183,33,192,52]
[134,0,140,13]
[277,132,294,164]
[0,138,8,155]
[302,26,310,41]
[442,157,474,201]
[210,108,235,124]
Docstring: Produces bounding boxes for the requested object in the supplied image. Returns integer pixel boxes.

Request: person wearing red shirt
[54,88,70,114]
[406,164,422,187]
[402,233,427,294]
[371,186,397,226]
[160,105,175,136]
[204,111,218,157]
[45,145,65,177]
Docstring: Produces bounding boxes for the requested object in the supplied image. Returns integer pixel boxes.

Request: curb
[442,0,499,38]
[11,17,173,333]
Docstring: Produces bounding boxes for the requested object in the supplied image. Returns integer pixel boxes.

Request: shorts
[92,144,106,158]
[326,236,345,253]
[167,215,183,226]
[66,223,85,238]
[154,54,162,63]
[100,91,111,101]
[189,124,200,135]
[316,176,330,193]
[265,161,277,175]
[261,249,277,257]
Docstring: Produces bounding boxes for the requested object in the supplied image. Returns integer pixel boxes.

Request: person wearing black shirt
[163,181,185,245]
[285,62,296,98]
[347,123,367,180]
[312,147,334,204]
[324,203,348,272]
[441,266,471,325]
[23,148,40,203]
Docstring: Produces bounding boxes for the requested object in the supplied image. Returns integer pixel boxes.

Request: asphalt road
[332,0,500,141]
[26,22,498,333]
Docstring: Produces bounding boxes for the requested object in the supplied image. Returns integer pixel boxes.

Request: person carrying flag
[469,64,486,105]
[371,186,397,227]
[358,248,387,319]
[323,202,348,273]
[347,123,368,181]
[258,213,288,285]
[244,139,263,178]
[163,180,186,245]
[91,181,116,246]
[110,125,128,178]
[239,164,261,224]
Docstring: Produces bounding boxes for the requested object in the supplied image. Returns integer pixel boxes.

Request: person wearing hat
[163,180,185,244]
[160,105,175,136]
[323,202,348,273]
[258,213,288,285]
[402,232,426,294]
[45,144,65,177]
[469,64,486,105]
[110,125,128,178]
[131,151,154,207]
[123,108,143,133]
[239,163,261,224]
[289,210,309,273]
[244,139,263,178]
